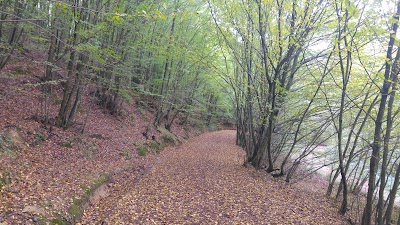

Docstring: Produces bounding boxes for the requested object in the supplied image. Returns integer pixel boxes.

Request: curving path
[81,130,345,224]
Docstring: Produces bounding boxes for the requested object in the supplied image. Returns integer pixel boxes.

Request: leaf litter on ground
[81,130,347,225]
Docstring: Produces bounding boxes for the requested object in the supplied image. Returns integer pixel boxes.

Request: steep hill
[0,50,207,224]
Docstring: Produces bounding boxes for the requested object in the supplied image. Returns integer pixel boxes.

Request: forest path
[81,130,345,224]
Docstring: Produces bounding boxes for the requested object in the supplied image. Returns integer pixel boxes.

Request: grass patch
[49,215,69,225]
[12,65,32,75]
[158,127,180,146]
[0,171,12,189]
[82,151,92,160]
[89,133,112,140]
[0,135,19,157]
[0,176,5,189]
[59,137,99,160]
[61,141,73,148]
[135,140,167,157]
[148,141,164,154]
[36,214,69,225]
[66,174,111,223]
[68,198,83,218]
[160,134,175,145]
[136,144,149,156]
[83,143,98,160]
[34,131,46,145]
[120,149,132,160]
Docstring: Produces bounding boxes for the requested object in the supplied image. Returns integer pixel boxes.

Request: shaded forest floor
[0,50,205,224]
[81,130,347,225]
[0,51,346,224]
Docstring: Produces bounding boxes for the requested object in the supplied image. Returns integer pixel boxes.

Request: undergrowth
[136,144,148,156]
[0,135,18,157]
[66,174,111,223]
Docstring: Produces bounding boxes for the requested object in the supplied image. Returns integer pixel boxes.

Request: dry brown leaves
[1,52,345,225]
[81,130,347,225]
[0,51,198,224]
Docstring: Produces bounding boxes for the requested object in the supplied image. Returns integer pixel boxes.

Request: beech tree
[210,0,400,222]
[208,0,332,173]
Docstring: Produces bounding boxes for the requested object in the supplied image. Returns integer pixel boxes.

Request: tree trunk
[377,35,400,225]
[154,0,178,127]
[362,3,400,224]
[385,162,400,224]
[0,0,24,70]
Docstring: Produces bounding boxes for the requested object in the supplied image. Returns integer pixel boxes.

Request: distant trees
[0,0,26,70]
[209,0,400,223]
[0,0,232,130]
[208,0,331,173]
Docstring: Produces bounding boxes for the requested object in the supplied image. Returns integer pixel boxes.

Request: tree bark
[362,3,400,224]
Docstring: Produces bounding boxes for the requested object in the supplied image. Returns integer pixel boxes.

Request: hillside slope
[0,51,204,224]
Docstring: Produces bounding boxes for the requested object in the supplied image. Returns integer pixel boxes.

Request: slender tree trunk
[377,35,400,225]
[56,0,80,128]
[352,154,368,194]
[385,162,400,224]
[56,49,77,128]
[265,81,276,172]
[154,1,178,127]
[362,3,400,224]
[0,0,24,70]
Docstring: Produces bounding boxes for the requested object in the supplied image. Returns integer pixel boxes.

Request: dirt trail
[81,130,345,224]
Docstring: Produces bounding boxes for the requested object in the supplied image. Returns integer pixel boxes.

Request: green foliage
[0,135,18,157]
[89,134,112,140]
[61,141,73,148]
[34,131,46,145]
[11,65,32,76]
[148,141,164,154]
[68,198,83,218]
[49,216,69,225]
[119,89,134,104]
[160,134,176,145]
[135,141,165,157]
[120,149,133,160]
[136,144,149,156]
[82,142,98,161]
[0,171,11,189]
[66,174,110,223]
[62,137,98,160]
